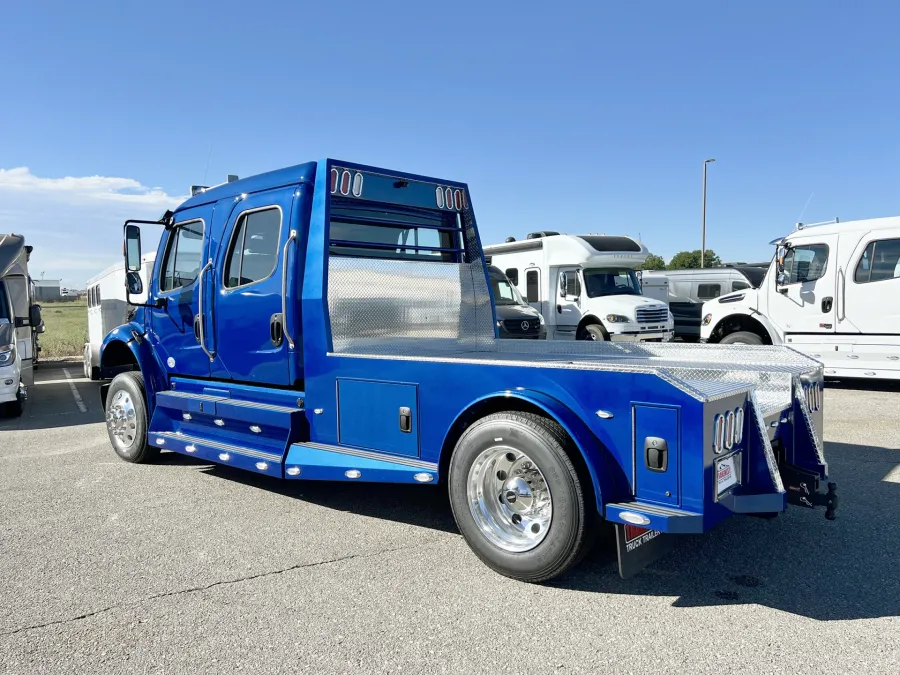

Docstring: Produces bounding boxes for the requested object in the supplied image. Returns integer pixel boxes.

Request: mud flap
[615,523,675,579]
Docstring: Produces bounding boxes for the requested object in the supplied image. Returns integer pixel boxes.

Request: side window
[732,280,750,292]
[224,207,281,288]
[97,285,101,306]
[854,238,900,284]
[160,220,205,292]
[782,244,829,284]
[505,268,519,285]
[697,283,721,300]
[526,269,540,302]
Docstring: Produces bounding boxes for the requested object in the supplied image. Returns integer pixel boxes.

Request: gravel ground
[1,361,898,674]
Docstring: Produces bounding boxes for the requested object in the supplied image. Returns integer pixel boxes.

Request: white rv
[0,234,43,417]
[484,233,673,341]
[84,253,155,380]
[701,216,900,379]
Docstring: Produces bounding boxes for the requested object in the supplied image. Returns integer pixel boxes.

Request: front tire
[448,412,590,582]
[579,324,608,341]
[720,330,763,345]
[105,372,156,463]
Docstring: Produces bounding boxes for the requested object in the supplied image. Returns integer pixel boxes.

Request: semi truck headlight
[538,313,545,325]
[0,344,15,366]
[702,314,712,326]
[606,314,630,323]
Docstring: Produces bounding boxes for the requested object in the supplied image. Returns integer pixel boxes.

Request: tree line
[639,249,722,270]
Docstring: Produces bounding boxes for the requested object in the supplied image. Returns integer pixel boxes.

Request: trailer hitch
[781,465,839,520]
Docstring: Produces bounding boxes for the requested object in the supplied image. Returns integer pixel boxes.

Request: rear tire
[720,331,763,345]
[448,412,590,582]
[105,372,156,463]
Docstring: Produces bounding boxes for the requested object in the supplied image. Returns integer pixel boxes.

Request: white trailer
[484,233,673,341]
[701,216,900,379]
[84,253,155,380]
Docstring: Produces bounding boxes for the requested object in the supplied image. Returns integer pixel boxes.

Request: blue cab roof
[174,159,469,214]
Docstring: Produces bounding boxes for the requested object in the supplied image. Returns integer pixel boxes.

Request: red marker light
[453,189,462,210]
[445,187,453,210]
[340,170,351,195]
[330,168,339,193]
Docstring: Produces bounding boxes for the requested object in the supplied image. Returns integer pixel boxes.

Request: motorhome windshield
[583,268,641,297]
[491,275,527,306]
[0,282,10,321]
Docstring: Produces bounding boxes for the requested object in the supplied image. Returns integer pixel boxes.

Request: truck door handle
[399,407,412,433]
[821,297,833,313]
[270,313,284,346]
[281,230,298,350]
[556,304,562,314]
[645,437,668,472]
[193,314,201,342]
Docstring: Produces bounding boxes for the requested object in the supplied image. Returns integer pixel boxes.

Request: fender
[443,389,622,515]
[99,322,167,413]
[706,305,783,345]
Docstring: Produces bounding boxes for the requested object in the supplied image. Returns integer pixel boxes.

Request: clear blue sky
[2,0,899,284]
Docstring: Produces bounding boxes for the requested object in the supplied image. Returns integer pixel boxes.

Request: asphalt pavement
[1,360,898,674]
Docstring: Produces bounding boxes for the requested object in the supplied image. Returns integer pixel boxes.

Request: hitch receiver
[781,464,839,520]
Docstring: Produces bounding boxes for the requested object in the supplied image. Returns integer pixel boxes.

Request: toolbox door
[633,404,680,506]
[337,379,419,458]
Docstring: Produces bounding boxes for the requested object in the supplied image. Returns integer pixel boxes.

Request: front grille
[503,319,540,334]
[636,307,669,324]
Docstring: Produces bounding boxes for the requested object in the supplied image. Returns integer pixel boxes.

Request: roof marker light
[435,186,445,208]
[340,170,351,195]
[330,168,339,193]
[453,189,462,210]
[445,187,453,210]
[351,172,363,197]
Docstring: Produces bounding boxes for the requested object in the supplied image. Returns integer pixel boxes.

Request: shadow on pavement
[826,378,900,393]
[146,438,900,620]
[0,360,105,431]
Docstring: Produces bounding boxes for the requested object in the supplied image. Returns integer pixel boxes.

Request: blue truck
[100,159,837,581]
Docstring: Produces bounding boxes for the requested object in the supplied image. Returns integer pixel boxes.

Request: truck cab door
[554,267,581,338]
[840,232,900,334]
[767,235,838,335]
[211,187,299,386]
[149,206,214,378]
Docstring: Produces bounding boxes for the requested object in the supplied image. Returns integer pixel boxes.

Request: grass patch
[38,301,87,358]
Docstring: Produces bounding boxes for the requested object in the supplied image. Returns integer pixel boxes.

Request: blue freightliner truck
[100,160,838,581]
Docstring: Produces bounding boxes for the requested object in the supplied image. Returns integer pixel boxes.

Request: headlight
[537,313,545,325]
[606,314,630,323]
[496,320,503,327]
[702,313,712,326]
[0,344,15,367]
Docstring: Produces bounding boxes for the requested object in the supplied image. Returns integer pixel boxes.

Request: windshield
[583,268,641,297]
[0,282,10,322]
[491,276,527,306]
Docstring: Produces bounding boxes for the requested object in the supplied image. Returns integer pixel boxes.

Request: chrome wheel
[107,390,138,450]
[467,446,553,552]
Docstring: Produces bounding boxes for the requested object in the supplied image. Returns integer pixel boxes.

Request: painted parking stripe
[62,368,88,413]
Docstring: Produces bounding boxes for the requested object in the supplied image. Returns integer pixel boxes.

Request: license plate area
[715,452,742,500]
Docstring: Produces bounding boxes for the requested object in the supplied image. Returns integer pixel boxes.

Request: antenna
[202,142,213,185]
[796,191,814,224]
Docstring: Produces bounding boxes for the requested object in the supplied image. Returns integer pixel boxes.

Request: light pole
[701,158,715,268]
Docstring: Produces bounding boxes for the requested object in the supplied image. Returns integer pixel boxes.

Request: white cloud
[0,167,185,287]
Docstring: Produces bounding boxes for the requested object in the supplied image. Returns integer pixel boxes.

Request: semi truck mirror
[559,272,568,298]
[126,271,143,296]
[125,224,142,272]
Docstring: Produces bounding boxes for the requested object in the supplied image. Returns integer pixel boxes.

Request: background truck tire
[448,411,590,583]
[720,331,763,345]
[104,372,157,463]
[579,324,608,341]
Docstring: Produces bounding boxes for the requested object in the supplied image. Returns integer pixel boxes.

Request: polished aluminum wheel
[467,446,553,552]
[107,390,138,450]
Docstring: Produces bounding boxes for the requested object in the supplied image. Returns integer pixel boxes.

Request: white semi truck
[701,216,900,379]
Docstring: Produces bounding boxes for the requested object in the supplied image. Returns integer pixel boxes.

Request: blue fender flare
[99,323,166,414]
[443,389,614,515]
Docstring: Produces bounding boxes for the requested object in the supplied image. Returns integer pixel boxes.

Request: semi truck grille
[503,319,540,334]
[636,307,669,324]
